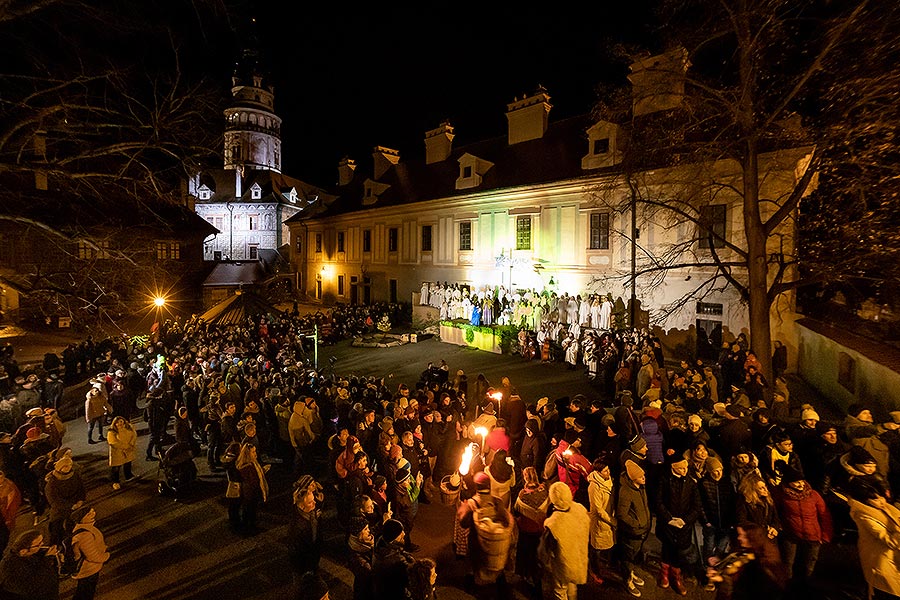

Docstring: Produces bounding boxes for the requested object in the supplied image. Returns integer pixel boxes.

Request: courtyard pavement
[9,331,870,600]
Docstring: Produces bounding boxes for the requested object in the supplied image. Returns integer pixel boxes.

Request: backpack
[57,528,85,579]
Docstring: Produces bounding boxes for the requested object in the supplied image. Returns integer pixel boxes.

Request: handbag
[225,480,241,498]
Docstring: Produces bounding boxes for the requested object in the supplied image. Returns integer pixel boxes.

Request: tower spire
[224,17,282,173]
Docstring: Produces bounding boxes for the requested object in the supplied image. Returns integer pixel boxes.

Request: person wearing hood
[485,449,516,510]
[520,419,546,472]
[824,445,890,542]
[587,457,616,586]
[538,481,590,600]
[773,466,832,581]
[846,479,900,600]
[514,466,550,596]
[617,459,651,597]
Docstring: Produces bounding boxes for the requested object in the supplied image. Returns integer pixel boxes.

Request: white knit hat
[801,408,820,422]
[548,481,573,511]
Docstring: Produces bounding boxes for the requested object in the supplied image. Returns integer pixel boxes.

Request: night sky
[221,4,658,186]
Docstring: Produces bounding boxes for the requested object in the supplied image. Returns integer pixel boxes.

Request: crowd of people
[0,303,896,600]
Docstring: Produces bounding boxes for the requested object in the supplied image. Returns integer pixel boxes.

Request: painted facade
[190,51,320,263]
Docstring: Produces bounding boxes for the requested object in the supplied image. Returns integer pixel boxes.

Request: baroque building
[287,50,812,361]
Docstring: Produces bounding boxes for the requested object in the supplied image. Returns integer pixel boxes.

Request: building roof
[194,169,326,206]
[0,181,217,239]
[198,290,283,325]
[797,317,900,376]
[310,114,596,219]
[202,261,269,287]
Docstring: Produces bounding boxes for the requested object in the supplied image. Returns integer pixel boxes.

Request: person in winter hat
[617,460,650,597]
[538,481,590,599]
[655,455,704,595]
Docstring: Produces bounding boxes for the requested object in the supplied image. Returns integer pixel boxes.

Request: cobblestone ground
[12,335,869,600]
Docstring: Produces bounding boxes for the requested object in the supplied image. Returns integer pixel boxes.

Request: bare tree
[0,0,229,329]
[588,0,895,379]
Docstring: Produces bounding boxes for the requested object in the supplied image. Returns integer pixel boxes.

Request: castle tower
[223,41,282,173]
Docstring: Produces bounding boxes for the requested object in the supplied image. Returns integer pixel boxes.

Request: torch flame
[563,448,573,457]
[474,426,489,440]
[459,443,475,476]
[490,391,503,401]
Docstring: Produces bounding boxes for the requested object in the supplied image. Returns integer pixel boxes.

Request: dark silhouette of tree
[589,0,897,379]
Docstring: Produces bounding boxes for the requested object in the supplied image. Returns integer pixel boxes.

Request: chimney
[424,121,454,164]
[337,157,356,186]
[628,47,690,117]
[506,86,551,145]
[372,146,400,179]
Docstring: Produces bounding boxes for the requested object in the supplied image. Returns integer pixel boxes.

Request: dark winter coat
[698,475,735,530]
[655,472,703,550]
[520,431,546,471]
[617,473,651,538]
[372,540,414,598]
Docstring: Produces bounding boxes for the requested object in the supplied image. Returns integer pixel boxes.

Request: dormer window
[250,183,262,200]
[363,179,390,205]
[288,187,298,203]
[197,185,212,201]
[455,153,494,191]
[582,121,622,170]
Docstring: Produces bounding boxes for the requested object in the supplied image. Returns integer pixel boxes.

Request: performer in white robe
[420,282,430,306]
[598,295,613,330]
[590,297,602,329]
[566,297,578,325]
[579,295,592,327]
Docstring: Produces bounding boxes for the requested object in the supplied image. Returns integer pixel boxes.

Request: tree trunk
[743,147,774,386]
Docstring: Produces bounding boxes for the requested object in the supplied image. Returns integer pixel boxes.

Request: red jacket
[775,482,833,543]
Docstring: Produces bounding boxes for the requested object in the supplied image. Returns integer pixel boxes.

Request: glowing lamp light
[153,297,166,307]
[474,426,489,440]
[563,448,573,458]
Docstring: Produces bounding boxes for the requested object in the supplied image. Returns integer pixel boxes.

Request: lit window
[156,241,181,260]
[77,240,110,260]
[459,221,472,251]
[516,217,532,250]
[589,212,610,250]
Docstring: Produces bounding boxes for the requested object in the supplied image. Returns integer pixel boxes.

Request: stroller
[156,442,197,497]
